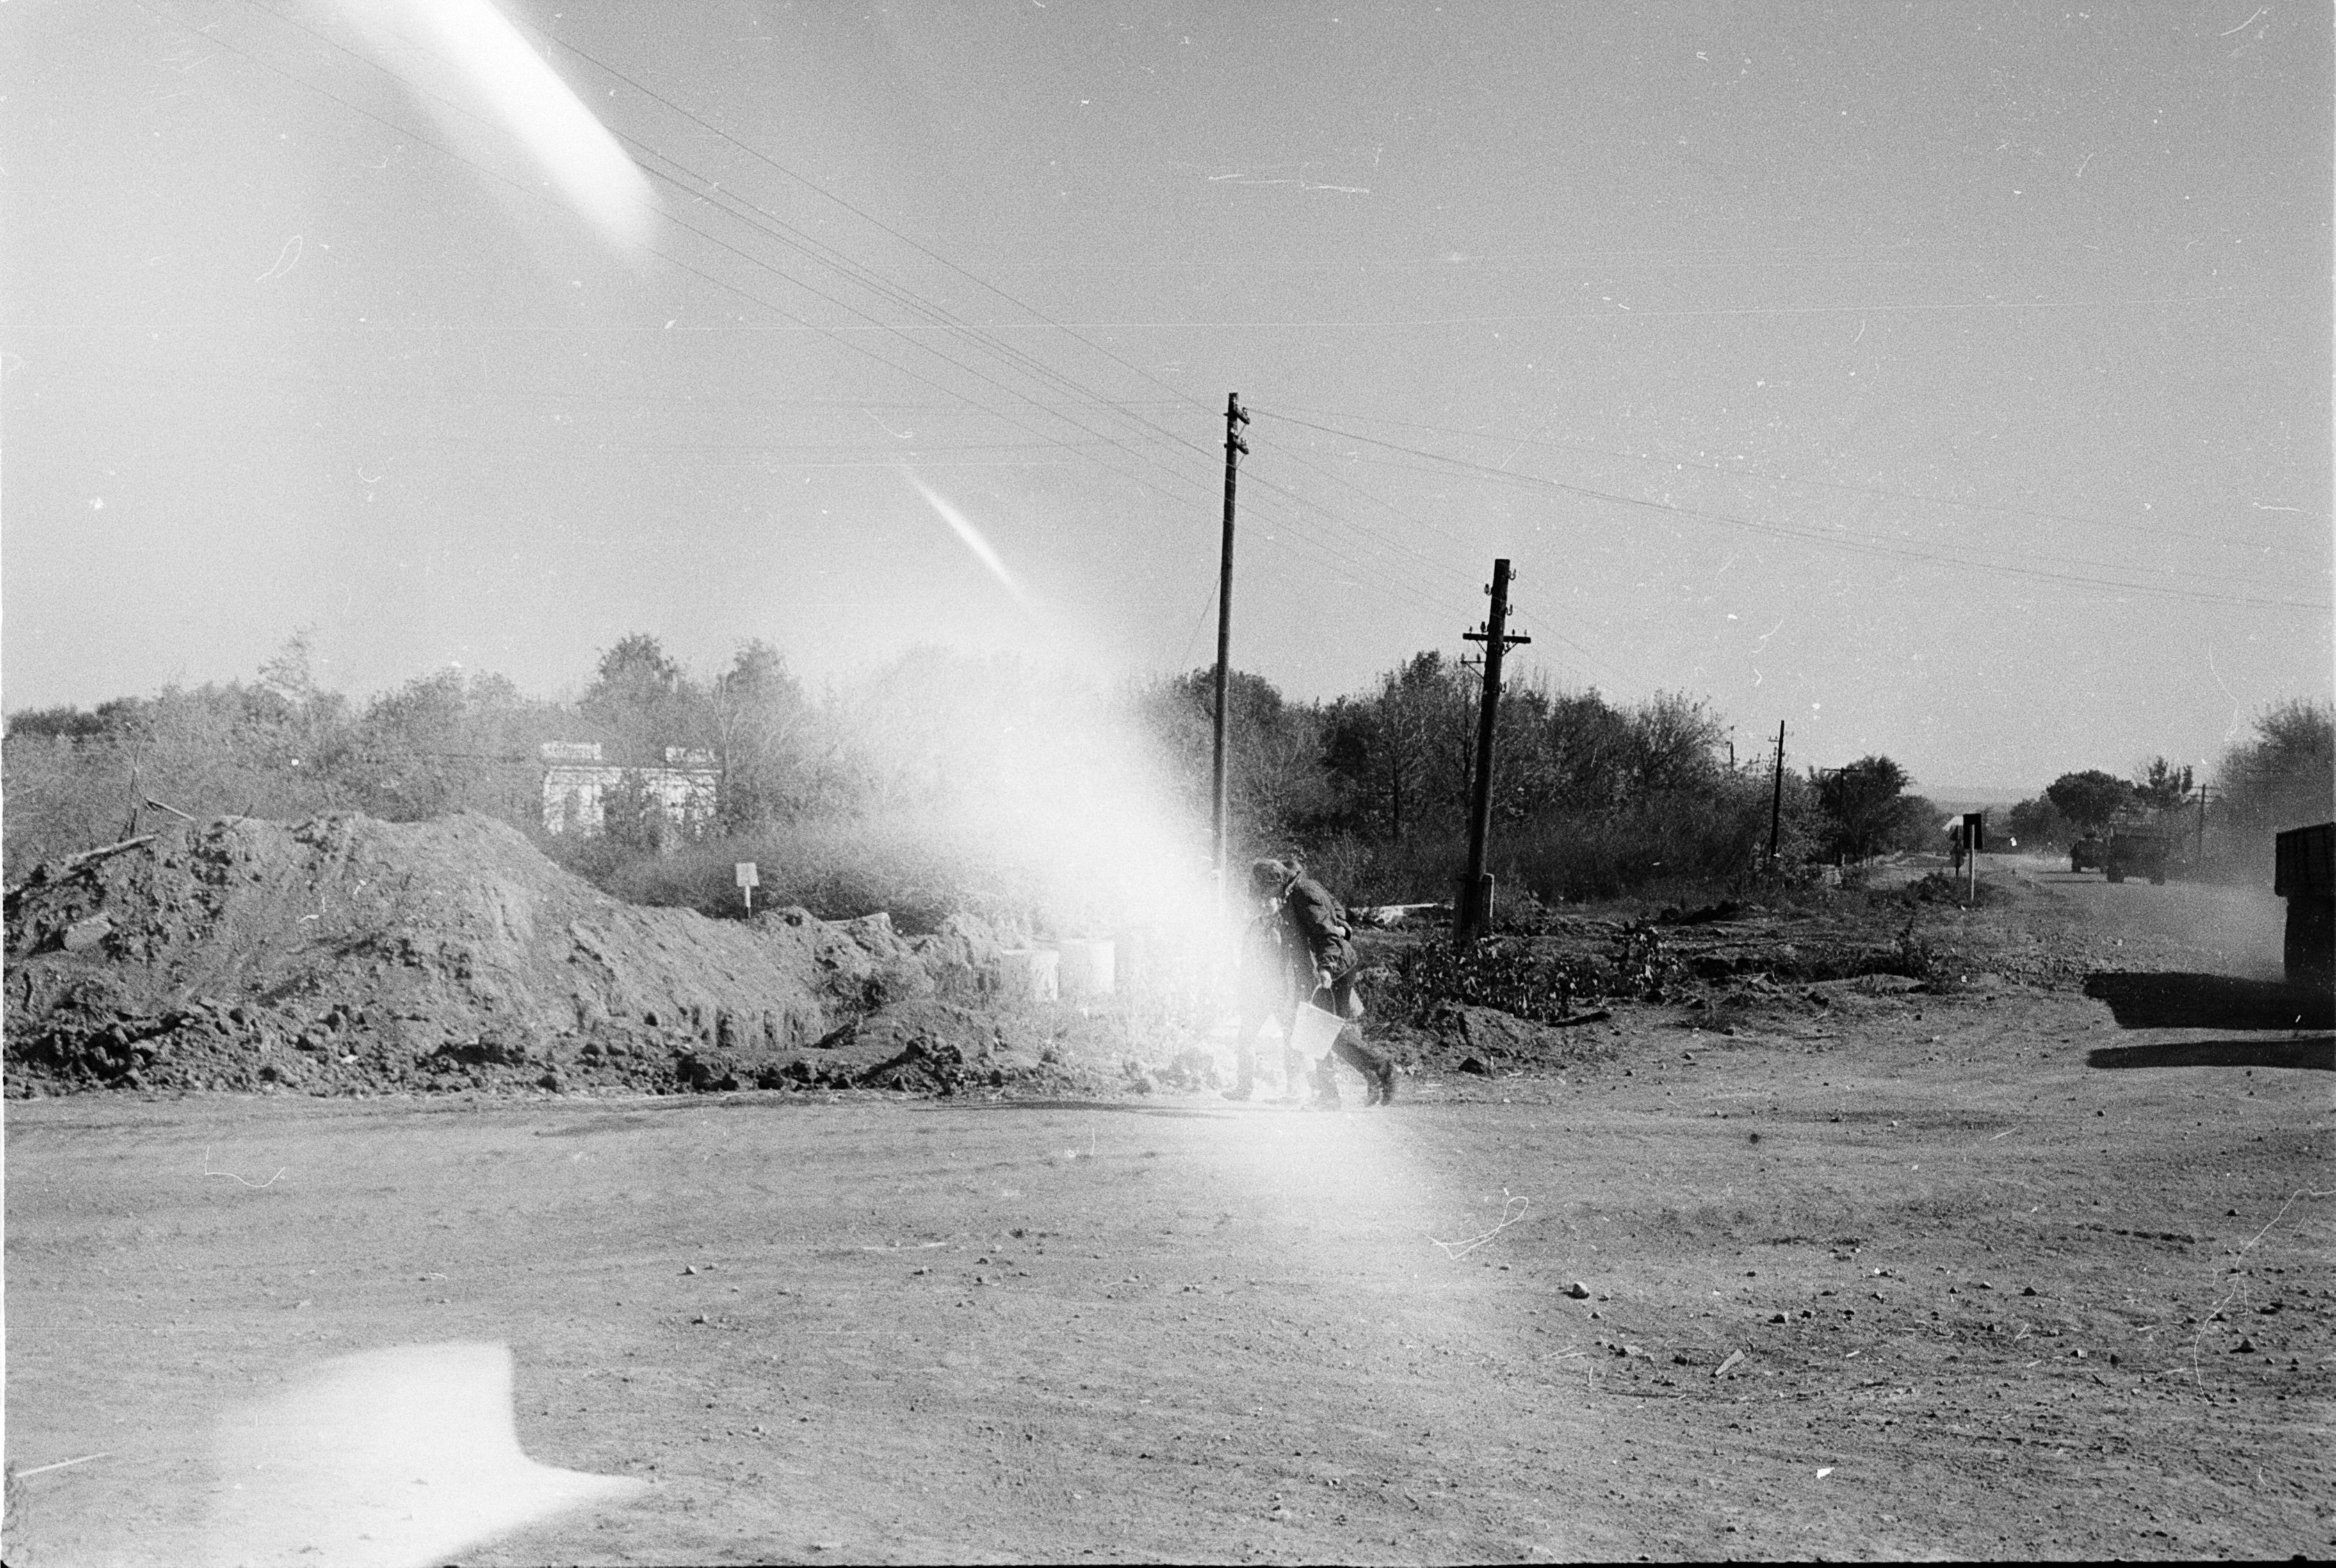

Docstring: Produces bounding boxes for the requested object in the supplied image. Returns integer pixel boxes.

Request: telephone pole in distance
[1767,721,1787,863]
[1210,393,1250,910]
[1456,557,1529,942]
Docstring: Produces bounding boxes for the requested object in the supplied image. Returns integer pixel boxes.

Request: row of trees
[3,633,842,859]
[1133,653,1748,846]
[1128,651,1949,899]
[2000,703,2332,879]
[2004,758,2198,844]
[12,632,2321,910]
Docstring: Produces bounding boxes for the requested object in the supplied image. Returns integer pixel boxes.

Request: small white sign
[734,862,759,888]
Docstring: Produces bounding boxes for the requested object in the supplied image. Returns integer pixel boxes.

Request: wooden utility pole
[1456,559,1530,942]
[1209,393,1250,909]
[1767,721,1787,863]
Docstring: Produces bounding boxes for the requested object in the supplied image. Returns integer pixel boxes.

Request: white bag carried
[1288,993,1344,1061]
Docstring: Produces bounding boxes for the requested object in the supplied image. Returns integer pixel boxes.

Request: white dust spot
[207,1341,641,1568]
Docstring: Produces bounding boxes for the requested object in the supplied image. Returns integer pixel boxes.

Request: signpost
[735,861,759,917]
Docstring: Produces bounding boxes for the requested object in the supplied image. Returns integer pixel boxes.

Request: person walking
[1223,898,1311,1103]
[1240,858,1397,1108]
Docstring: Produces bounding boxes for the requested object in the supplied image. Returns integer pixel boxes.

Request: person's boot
[1372,1062,1397,1106]
[1308,1061,1341,1110]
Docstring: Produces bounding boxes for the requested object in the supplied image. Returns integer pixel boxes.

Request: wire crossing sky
[6,0,2328,792]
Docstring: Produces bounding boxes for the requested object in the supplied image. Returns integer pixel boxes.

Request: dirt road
[1988,853,2292,982]
[5,876,2329,1564]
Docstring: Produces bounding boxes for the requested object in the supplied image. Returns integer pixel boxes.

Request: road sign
[734,863,759,888]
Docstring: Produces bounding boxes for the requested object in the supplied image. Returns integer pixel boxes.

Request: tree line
[2000,701,2333,881]
[1130,651,1944,904]
[10,631,2319,917]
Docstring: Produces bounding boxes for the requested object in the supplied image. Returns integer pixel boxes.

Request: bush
[3,733,138,881]
[2201,699,2334,884]
[1384,922,1682,1026]
[1280,770,1819,911]
[542,819,1032,936]
[1901,871,2006,907]
[1816,756,1925,862]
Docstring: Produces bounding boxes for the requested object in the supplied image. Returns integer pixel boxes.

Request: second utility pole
[1210,393,1250,911]
[1767,720,1787,863]
[1457,558,1528,942]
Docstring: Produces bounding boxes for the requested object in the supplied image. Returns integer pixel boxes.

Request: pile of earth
[2,812,1120,1100]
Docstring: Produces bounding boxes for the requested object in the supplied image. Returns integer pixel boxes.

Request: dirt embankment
[5,819,2175,1106]
[3,813,1086,1100]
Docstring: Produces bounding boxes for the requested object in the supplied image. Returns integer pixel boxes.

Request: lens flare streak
[907,471,1034,611]
[341,0,654,250]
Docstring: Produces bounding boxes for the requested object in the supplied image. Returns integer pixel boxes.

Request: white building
[540,742,720,839]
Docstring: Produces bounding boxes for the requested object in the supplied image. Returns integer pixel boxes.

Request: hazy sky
[8,0,2330,793]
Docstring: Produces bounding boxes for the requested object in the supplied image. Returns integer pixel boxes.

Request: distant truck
[2102,828,2170,885]
[2070,833,2104,874]
[2274,822,2334,988]
[2072,826,2168,882]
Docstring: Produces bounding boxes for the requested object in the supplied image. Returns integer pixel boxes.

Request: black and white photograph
[4,2,2330,1562]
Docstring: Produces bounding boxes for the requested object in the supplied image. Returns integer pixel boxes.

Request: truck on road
[2275,822,2334,988]
[2102,828,2171,885]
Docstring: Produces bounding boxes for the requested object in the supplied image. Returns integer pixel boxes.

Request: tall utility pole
[1209,393,1250,909]
[1767,721,1787,863]
[1456,558,1530,942]
[2196,784,2211,863]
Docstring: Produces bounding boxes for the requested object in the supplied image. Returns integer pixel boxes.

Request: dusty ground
[5,856,2330,1563]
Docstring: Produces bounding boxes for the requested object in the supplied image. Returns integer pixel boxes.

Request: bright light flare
[907,471,1034,611]
[206,1341,642,1567]
[341,0,654,250]
[837,650,1217,949]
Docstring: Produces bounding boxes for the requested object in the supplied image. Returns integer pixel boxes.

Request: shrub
[1900,871,2006,907]
[1384,922,1682,1024]
[542,819,1029,936]
[2201,699,2335,883]
[1816,756,1924,862]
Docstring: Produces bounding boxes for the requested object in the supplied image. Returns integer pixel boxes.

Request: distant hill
[1915,785,2030,814]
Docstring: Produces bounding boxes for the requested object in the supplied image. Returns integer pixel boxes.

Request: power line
[138,1,1641,653]
[526,19,1219,423]
[206,0,1238,525]
[1304,441,2298,594]
[1256,409,2330,615]
[908,294,2246,330]
[526,14,1487,625]
[569,86,1489,621]
[1242,441,1658,694]
[1266,400,2319,549]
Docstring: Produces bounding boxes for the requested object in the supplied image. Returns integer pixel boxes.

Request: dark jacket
[1272,873,1364,1023]
[1276,872,1356,977]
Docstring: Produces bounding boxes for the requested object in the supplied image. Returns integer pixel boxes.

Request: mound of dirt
[2,813,1040,1099]
[1389,1001,1621,1077]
